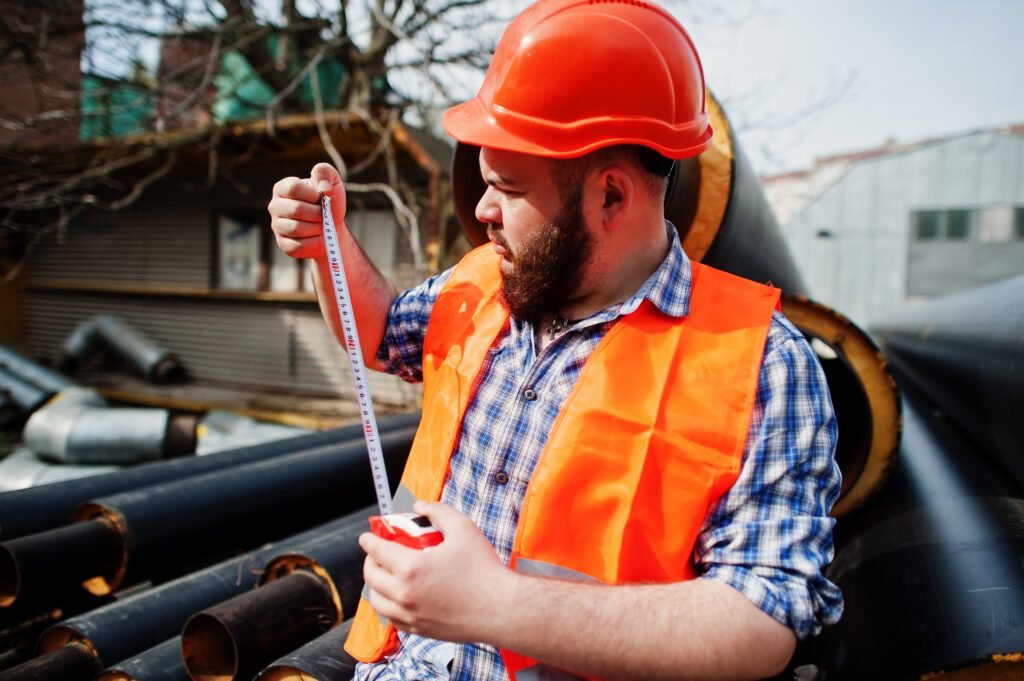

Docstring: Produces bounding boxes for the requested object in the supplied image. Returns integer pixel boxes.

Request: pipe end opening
[182,612,238,681]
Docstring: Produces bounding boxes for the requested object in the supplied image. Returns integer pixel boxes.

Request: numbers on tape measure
[321,193,393,516]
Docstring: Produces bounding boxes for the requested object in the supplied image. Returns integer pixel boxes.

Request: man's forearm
[309,224,398,371]
[481,573,796,681]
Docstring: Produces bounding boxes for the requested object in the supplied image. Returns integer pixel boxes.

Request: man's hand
[268,163,347,260]
[360,501,515,643]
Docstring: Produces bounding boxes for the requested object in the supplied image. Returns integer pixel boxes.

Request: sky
[687,0,1024,175]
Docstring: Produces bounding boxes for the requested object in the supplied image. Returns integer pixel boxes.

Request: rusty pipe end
[70,504,130,596]
[182,612,238,681]
[163,413,198,458]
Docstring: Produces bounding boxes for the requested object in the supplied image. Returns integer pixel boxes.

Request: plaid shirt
[356,226,843,681]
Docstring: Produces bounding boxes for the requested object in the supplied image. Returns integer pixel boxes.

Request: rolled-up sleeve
[375,268,453,383]
[694,312,844,639]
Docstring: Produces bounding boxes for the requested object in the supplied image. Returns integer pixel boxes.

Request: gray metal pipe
[0,368,49,415]
[0,344,76,396]
[22,387,196,465]
[0,449,119,493]
[59,315,185,383]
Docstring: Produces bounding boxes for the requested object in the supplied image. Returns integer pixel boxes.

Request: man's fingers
[359,531,419,574]
[311,163,342,194]
[272,176,319,203]
[413,501,466,534]
[364,554,410,606]
[269,196,322,224]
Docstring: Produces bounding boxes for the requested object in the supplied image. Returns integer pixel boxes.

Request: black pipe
[810,381,1024,679]
[0,428,414,611]
[180,510,371,681]
[35,507,374,675]
[0,519,123,610]
[871,274,1024,493]
[0,643,101,681]
[255,620,357,681]
[95,637,186,681]
[183,571,337,681]
[0,410,420,540]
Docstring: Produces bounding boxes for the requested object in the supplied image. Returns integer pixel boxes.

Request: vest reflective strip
[516,666,585,681]
[515,558,598,583]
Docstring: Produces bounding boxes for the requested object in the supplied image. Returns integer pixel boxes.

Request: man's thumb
[311,163,341,194]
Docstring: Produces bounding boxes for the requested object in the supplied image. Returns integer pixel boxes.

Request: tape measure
[320,193,442,547]
[320,193,393,516]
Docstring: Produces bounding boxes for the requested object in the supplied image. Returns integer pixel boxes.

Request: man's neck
[557,217,671,322]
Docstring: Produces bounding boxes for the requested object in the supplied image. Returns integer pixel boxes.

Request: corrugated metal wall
[23,181,421,406]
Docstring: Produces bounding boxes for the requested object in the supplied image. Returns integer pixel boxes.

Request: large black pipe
[0,428,415,611]
[0,643,101,681]
[181,510,371,681]
[183,571,337,681]
[811,382,1024,679]
[0,410,420,540]
[255,620,357,681]
[34,507,374,678]
[0,519,123,611]
[871,274,1024,494]
[95,638,186,681]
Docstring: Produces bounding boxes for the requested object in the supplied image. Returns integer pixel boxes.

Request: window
[215,211,306,292]
[945,210,971,240]
[978,207,1015,243]
[915,211,941,241]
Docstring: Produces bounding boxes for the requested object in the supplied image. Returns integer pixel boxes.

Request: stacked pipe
[0,412,419,675]
[3,507,375,681]
[181,510,369,680]
[0,427,416,613]
[451,92,902,517]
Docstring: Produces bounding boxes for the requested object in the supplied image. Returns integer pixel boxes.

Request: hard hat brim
[444,96,714,161]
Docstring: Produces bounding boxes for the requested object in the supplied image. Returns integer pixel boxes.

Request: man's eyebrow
[484,172,519,188]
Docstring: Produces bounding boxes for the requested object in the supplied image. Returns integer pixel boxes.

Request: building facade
[767,126,1024,329]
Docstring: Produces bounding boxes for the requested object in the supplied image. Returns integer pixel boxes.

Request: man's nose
[475,187,501,227]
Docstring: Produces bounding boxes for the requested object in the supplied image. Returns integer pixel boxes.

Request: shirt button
[523,389,537,401]
[494,471,510,485]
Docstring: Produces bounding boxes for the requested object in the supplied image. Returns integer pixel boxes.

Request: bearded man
[267,1,842,679]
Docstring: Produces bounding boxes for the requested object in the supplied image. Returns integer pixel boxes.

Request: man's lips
[487,229,511,259]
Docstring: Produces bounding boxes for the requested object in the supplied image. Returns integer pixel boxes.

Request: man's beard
[490,189,592,324]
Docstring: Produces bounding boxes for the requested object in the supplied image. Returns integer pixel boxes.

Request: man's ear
[598,167,634,229]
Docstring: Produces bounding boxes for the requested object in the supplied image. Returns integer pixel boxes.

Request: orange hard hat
[443,0,713,160]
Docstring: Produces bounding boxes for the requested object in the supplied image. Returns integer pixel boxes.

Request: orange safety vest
[345,245,780,680]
